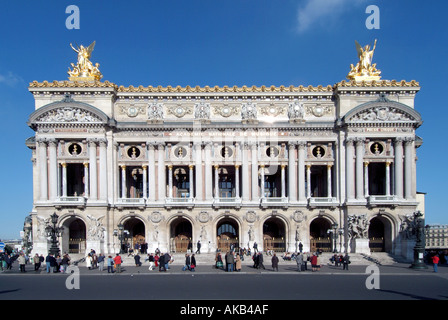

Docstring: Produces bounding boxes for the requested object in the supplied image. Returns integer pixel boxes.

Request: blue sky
[0,0,446,239]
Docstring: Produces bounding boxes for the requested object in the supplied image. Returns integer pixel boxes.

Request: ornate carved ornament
[166,103,193,118]
[118,103,146,118]
[258,103,287,117]
[305,103,334,117]
[213,103,240,118]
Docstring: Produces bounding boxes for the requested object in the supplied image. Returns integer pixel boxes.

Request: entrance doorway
[123,218,146,253]
[217,218,239,252]
[369,217,385,252]
[67,218,86,254]
[263,217,286,252]
[170,217,192,253]
[309,217,332,252]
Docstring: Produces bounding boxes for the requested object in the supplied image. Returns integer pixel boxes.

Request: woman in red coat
[310,254,318,272]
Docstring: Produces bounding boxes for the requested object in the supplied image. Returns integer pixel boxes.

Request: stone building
[24,41,424,258]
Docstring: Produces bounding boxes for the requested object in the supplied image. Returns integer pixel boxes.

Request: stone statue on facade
[87,215,105,240]
[148,103,164,122]
[347,214,370,239]
[399,214,417,240]
[194,102,211,120]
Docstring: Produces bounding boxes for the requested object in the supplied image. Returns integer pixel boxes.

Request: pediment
[28,95,109,128]
[343,94,422,127]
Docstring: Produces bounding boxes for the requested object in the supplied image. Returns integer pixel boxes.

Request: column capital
[142,165,148,169]
[189,164,194,170]
[61,162,67,168]
[83,162,89,167]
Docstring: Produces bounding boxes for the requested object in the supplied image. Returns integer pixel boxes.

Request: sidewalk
[2,260,446,276]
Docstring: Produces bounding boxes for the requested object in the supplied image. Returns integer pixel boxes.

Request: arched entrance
[123,218,146,253]
[217,217,239,252]
[170,217,192,253]
[309,217,332,252]
[263,217,286,252]
[66,218,86,254]
[368,216,392,252]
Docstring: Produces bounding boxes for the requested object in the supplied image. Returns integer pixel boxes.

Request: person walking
[271,253,279,272]
[86,254,92,270]
[196,240,201,254]
[158,253,166,272]
[97,253,105,271]
[432,254,440,273]
[184,253,191,271]
[34,253,41,271]
[296,252,304,272]
[148,253,155,271]
[342,254,350,270]
[235,253,242,272]
[113,254,122,273]
[257,252,265,270]
[253,242,258,253]
[45,253,52,273]
[190,254,196,272]
[134,253,142,267]
[226,251,234,272]
[61,254,70,273]
[310,253,318,272]
[107,256,114,273]
[18,254,26,273]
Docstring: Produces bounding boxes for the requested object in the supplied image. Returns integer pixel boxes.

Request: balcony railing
[165,197,194,208]
[261,197,288,208]
[308,197,338,207]
[213,197,242,208]
[115,198,146,209]
[367,195,397,206]
[54,196,87,207]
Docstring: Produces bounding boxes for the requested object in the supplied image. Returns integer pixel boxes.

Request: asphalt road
[1,263,447,302]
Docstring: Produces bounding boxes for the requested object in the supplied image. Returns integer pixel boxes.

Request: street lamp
[410,211,428,270]
[332,223,338,253]
[338,227,344,253]
[117,223,124,254]
[45,213,63,256]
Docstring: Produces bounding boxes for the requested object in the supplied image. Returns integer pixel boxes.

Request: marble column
[306,164,311,198]
[281,164,286,198]
[148,143,156,201]
[214,165,219,199]
[189,164,194,199]
[404,138,414,200]
[298,142,306,202]
[88,139,98,200]
[364,162,369,198]
[48,139,58,201]
[84,162,89,198]
[120,165,126,198]
[327,164,332,198]
[385,162,391,196]
[288,142,297,201]
[194,143,202,201]
[168,165,173,199]
[242,143,250,201]
[355,138,365,200]
[235,165,240,199]
[260,164,265,198]
[99,139,108,201]
[37,139,48,200]
[157,143,166,201]
[61,162,67,197]
[345,138,355,201]
[142,165,148,199]
[204,142,213,201]
[394,138,404,199]
[251,143,258,200]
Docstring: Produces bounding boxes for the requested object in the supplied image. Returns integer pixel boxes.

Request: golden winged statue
[68,41,103,81]
[347,39,381,81]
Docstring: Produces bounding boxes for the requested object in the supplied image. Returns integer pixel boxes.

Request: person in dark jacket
[134,253,142,267]
[271,253,279,271]
[159,253,166,272]
[190,254,196,272]
[257,252,265,270]
[184,254,191,271]
[225,251,234,272]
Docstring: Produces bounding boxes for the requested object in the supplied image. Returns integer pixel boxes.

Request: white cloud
[0,71,24,87]
[296,0,365,33]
